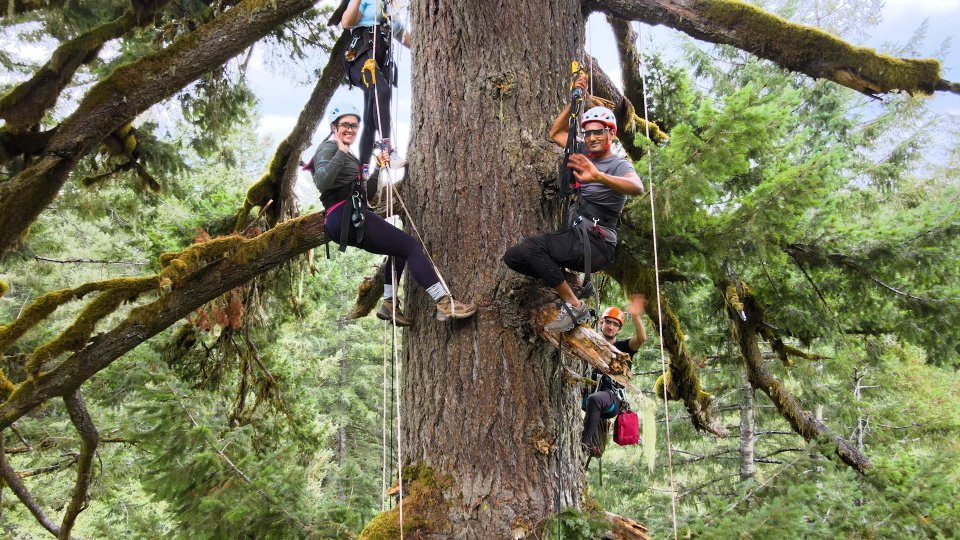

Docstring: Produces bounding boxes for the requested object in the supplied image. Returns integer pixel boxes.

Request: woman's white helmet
[580,106,617,132]
[329,102,362,125]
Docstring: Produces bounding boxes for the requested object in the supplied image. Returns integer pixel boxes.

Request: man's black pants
[582,390,621,446]
[502,227,614,288]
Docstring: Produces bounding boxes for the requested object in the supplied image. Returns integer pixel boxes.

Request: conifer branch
[34,256,149,266]
[0,442,76,538]
[165,382,315,535]
[60,390,99,540]
[716,265,871,473]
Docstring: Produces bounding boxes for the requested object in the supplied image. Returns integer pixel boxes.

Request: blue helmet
[328,102,361,125]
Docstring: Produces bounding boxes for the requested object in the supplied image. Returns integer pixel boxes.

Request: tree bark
[588,0,953,97]
[395,0,586,534]
[0,0,319,259]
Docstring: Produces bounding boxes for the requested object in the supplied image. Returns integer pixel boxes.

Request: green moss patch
[360,464,452,539]
[697,0,942,95]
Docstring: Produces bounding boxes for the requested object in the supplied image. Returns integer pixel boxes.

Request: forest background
[0,0,958,538]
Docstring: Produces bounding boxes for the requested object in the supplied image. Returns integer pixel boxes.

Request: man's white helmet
[580,106,617,132]
[329,102,362,125]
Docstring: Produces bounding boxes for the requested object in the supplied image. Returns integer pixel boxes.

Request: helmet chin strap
[586,130,614,159]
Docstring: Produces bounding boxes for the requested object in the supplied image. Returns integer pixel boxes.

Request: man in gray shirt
[503,77,644,332]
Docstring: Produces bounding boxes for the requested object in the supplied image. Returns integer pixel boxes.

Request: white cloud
[883,0,959,14]
[257,115,297,147]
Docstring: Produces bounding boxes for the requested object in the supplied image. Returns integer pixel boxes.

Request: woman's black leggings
[325,203,440,292]
[348,50,392,164]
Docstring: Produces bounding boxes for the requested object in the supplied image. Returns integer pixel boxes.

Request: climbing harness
[637,21,680,540]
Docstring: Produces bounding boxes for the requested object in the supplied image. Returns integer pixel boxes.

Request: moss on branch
[0,2,171,130]
[159,236,247,291]
[697,0,941,95]
[0,277,159,379]
[605,254,727,437]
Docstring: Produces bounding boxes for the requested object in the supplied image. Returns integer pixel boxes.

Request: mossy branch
[716,265,871,473]
[0,210,328,433]
[0,0,320,260]
[589,0,950,97]
[0,0,67,19]
[235,31,349,231]
[759,326,829,367]
[605,251,728,437]
[0,277,159,370]
[0,126,57,167]
[0,1,172,130]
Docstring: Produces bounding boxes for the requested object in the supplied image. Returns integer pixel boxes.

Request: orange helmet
[602,307,625,325]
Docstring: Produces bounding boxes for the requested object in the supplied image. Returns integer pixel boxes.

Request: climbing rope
[555,342,564,539]
[381,322,389,511]
[372,10,405,538]
[636,21,680,540]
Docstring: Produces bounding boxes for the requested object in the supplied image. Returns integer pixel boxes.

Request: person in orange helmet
[581,294,647,457]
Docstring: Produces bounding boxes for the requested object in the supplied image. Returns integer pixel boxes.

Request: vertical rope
[381,322,388,512]
[637,22,679,540]
[555,344,563,539]
[372,8,403,536]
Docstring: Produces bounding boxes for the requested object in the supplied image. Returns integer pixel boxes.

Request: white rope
[381,321,389,512]
[637,21,679,540]
[372,10,404,537]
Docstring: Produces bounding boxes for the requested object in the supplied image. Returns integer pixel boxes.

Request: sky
[248,0,960,186]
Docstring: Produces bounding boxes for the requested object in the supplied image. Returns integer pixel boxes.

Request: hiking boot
[544,301,591,333]
[580,442,601,458]
[376,298,413,327]
[571,280,596,300]
[435,295,477,321]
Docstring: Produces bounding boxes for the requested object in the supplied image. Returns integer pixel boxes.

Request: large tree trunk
[394,0,586,535]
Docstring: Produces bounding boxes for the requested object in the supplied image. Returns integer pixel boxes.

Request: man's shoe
[580,442,601,458]
[376,298,413,327]
[545,301,591,332]
[571,281,596,300]
[435,295,477,321]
